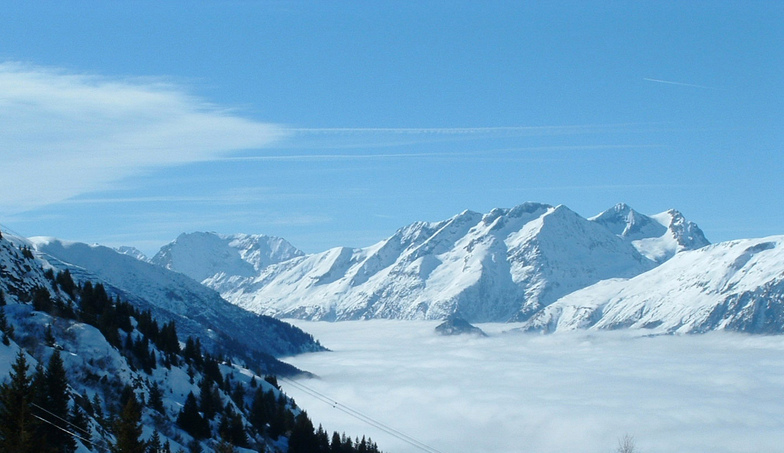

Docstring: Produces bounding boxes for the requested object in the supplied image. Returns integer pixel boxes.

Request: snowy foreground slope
[520,236,784,334]
[29,237,322,365]
[156,203,706,322]
[0,232,376,453]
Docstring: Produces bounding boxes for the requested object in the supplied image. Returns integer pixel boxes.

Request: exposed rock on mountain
[435,316,487,337]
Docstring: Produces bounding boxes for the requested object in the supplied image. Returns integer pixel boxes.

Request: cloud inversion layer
[284,321,784,453]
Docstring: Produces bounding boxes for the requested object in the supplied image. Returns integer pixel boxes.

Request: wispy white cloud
[643,77,717,90]
[0,62,284,213]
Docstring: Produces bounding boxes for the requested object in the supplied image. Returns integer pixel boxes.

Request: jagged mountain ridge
[157,202,701,322]
[518,236,784,334]
[28,237,322,363]
[589,203,710,263]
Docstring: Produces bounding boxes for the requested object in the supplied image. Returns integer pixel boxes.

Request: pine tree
[0,351,40,452]
[146,430,162,453]
[177,392,209,440]
[198,379,219,421]
[55,270,76,299]
[70,405,91,450]
[0,307,12,345]
[33,286,54,313]
[112,394,145,453]
[44,324,56,347]
[288,412,317,453]
[148,381,164,414]
[40,349,76,453]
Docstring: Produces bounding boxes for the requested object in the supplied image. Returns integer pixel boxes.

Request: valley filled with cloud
[284,321,784,453]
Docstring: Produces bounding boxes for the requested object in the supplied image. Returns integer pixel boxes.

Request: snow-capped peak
[590,203,709,263]
[115,245,149,262]
[151,231,304,283]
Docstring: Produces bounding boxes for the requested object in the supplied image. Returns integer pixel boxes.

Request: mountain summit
[589,203,709,263]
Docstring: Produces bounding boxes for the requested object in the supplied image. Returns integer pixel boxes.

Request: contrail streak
[643,77,716,90]
[286,123,651,135]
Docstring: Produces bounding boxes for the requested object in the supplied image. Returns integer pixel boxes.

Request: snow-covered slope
[29,237,321,361]
[589,203,709,263]
[172,203,658,322]
[519,236,784,334]
[0,232,355,452]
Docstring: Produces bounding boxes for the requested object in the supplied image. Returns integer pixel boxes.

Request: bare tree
[617,434,636,453]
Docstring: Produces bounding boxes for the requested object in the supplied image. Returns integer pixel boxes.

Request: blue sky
[1,1,781,255]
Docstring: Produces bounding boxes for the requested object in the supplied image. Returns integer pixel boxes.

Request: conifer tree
[112,393,145,453]
[33,286,54,313]
[0,351,40,452]
[177,392,209,440]
[330,431,343,453]
[70,404,91,450]
[148,381,164,414]
[0,307,12,345]
[288,412,317,453]
[55,270,76,299]
[44,324,56,347]
[41,349,76,453]
[146,430,162,453]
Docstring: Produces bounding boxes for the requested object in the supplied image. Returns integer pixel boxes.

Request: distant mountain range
[143,202,782,336]
[12,201,784,334]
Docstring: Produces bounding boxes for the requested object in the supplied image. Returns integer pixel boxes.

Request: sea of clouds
[282,320,784,453]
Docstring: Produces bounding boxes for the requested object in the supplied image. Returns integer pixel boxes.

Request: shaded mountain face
[157,203,688,322]
[28,237,322,364]
[519,236,784,334]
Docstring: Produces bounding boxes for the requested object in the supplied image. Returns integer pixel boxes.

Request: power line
[32,402,92,438]
[279,376,445,453]
[31,414,94,449]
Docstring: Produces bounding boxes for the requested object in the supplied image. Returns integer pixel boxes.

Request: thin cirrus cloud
[0,62,285,213]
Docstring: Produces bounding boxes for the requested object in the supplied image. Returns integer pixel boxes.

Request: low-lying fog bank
[282,320,784,453]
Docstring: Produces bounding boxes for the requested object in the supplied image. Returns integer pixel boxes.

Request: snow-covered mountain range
[153,203,719,324]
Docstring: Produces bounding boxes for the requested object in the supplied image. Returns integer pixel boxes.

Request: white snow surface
[521,235,784,333]
[190,203,658,321]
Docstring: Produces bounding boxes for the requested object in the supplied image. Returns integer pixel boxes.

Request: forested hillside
[0,230,383,452]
